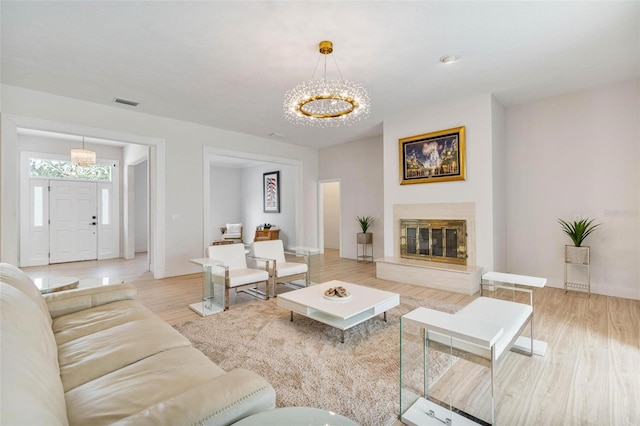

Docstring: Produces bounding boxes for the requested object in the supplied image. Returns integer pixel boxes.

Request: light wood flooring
[23,250,640,425]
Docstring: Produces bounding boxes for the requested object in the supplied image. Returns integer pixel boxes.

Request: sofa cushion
[44,283,138,319]
[0,283,68,426]
[58,317,192,391]
[0,283,59,364]
[53,299,157,345]
[65,346,227,425]
[0,262,52,325]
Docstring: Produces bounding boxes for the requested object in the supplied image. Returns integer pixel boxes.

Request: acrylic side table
[188,258,226,316]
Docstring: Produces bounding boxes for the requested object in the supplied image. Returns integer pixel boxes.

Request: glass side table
[189,258,226,316]
[400,307,501,426]
[232,407,357,426]
[287,246,320,286]
[33,276,79,294]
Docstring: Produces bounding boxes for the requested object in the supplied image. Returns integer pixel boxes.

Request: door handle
[92,216,97,219]
[91,222,97,226]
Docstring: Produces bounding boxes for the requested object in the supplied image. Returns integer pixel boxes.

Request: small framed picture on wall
[263,170,280,213]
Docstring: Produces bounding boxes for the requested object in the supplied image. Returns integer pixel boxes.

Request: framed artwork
[263,171,280,213]
[399,126,466,185]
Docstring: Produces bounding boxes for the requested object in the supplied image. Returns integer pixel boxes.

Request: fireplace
[400,219,467,265]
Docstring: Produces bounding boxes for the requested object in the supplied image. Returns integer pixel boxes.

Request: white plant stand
[564,245,590,297]
[357,233,373,263]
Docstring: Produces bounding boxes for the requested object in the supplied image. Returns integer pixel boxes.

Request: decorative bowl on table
[323,286,352,301]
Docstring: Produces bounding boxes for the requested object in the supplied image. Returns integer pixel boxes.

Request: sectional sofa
[0,262,276,425]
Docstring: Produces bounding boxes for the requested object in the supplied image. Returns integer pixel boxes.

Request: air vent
[113,97,139,107]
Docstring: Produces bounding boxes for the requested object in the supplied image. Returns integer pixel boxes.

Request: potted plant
[356,215,376,244]
[558,217,601,264]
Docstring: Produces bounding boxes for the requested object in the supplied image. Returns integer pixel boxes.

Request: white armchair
[251,240,309,297]
[207,243,270,310]
[223,223,243,242]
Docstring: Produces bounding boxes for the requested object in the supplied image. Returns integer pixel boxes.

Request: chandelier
[284,40,370,127]
[70,137,96,167]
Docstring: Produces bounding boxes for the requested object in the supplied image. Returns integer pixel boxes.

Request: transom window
[29,158,112,182]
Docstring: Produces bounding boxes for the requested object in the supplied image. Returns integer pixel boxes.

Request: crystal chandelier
[70,137,96,167]
[284,41,370,127]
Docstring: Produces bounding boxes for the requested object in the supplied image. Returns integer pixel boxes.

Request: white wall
[210,165,242,243]
[322,181,340,250]
[506,79,640,299]
[383,95,498,270]
[240,163,297,247]
[1,85,318,277]
[319,136,384,260]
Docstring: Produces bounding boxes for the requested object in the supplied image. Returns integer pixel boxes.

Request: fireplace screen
[400,219,467,265]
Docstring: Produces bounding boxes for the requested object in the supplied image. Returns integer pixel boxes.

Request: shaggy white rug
[175,294,460,426]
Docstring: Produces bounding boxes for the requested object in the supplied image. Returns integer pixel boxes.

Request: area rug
[175,294,461,426]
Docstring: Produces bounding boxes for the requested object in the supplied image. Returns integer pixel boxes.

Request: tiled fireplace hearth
[376,203,482,295]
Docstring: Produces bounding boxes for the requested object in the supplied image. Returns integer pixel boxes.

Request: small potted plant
[356,215,376,244]
[558,217,601,264]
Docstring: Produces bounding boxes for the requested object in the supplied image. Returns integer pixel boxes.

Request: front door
[49,180,98,263]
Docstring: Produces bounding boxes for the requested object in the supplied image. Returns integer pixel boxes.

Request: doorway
[21,168,119,266]
[4,116,165,277]
[203,147,305,254]
[319,180,341,255]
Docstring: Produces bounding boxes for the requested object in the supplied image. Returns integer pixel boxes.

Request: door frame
[202,146,305,256]
[2,114,167,278]
[19,151,120,266]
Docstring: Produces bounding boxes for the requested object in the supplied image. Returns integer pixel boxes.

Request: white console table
[481,271,547,356]
[401,297,533,426]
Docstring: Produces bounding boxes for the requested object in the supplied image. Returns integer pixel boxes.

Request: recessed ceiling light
[440,55,457,64]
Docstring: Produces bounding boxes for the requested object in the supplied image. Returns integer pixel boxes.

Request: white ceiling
[2,1,639,149]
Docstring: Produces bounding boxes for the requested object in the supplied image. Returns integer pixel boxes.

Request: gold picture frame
[399,126,466,185]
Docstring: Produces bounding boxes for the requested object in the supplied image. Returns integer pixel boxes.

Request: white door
[49,180,98,263]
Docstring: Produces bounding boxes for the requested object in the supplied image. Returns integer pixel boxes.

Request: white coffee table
[277,280,400,343]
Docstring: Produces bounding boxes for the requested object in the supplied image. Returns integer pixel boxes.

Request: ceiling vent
[113,97,139,107]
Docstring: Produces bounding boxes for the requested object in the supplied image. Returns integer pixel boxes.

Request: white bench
[401,297,533,426]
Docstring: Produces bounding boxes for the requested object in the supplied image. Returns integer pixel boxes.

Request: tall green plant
[356,216,376,233]
[558,217,601,247]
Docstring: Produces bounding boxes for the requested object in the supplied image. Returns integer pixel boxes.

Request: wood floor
[23,250,640,425]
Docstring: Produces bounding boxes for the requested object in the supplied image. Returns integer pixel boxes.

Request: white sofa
[0,262,276,425]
